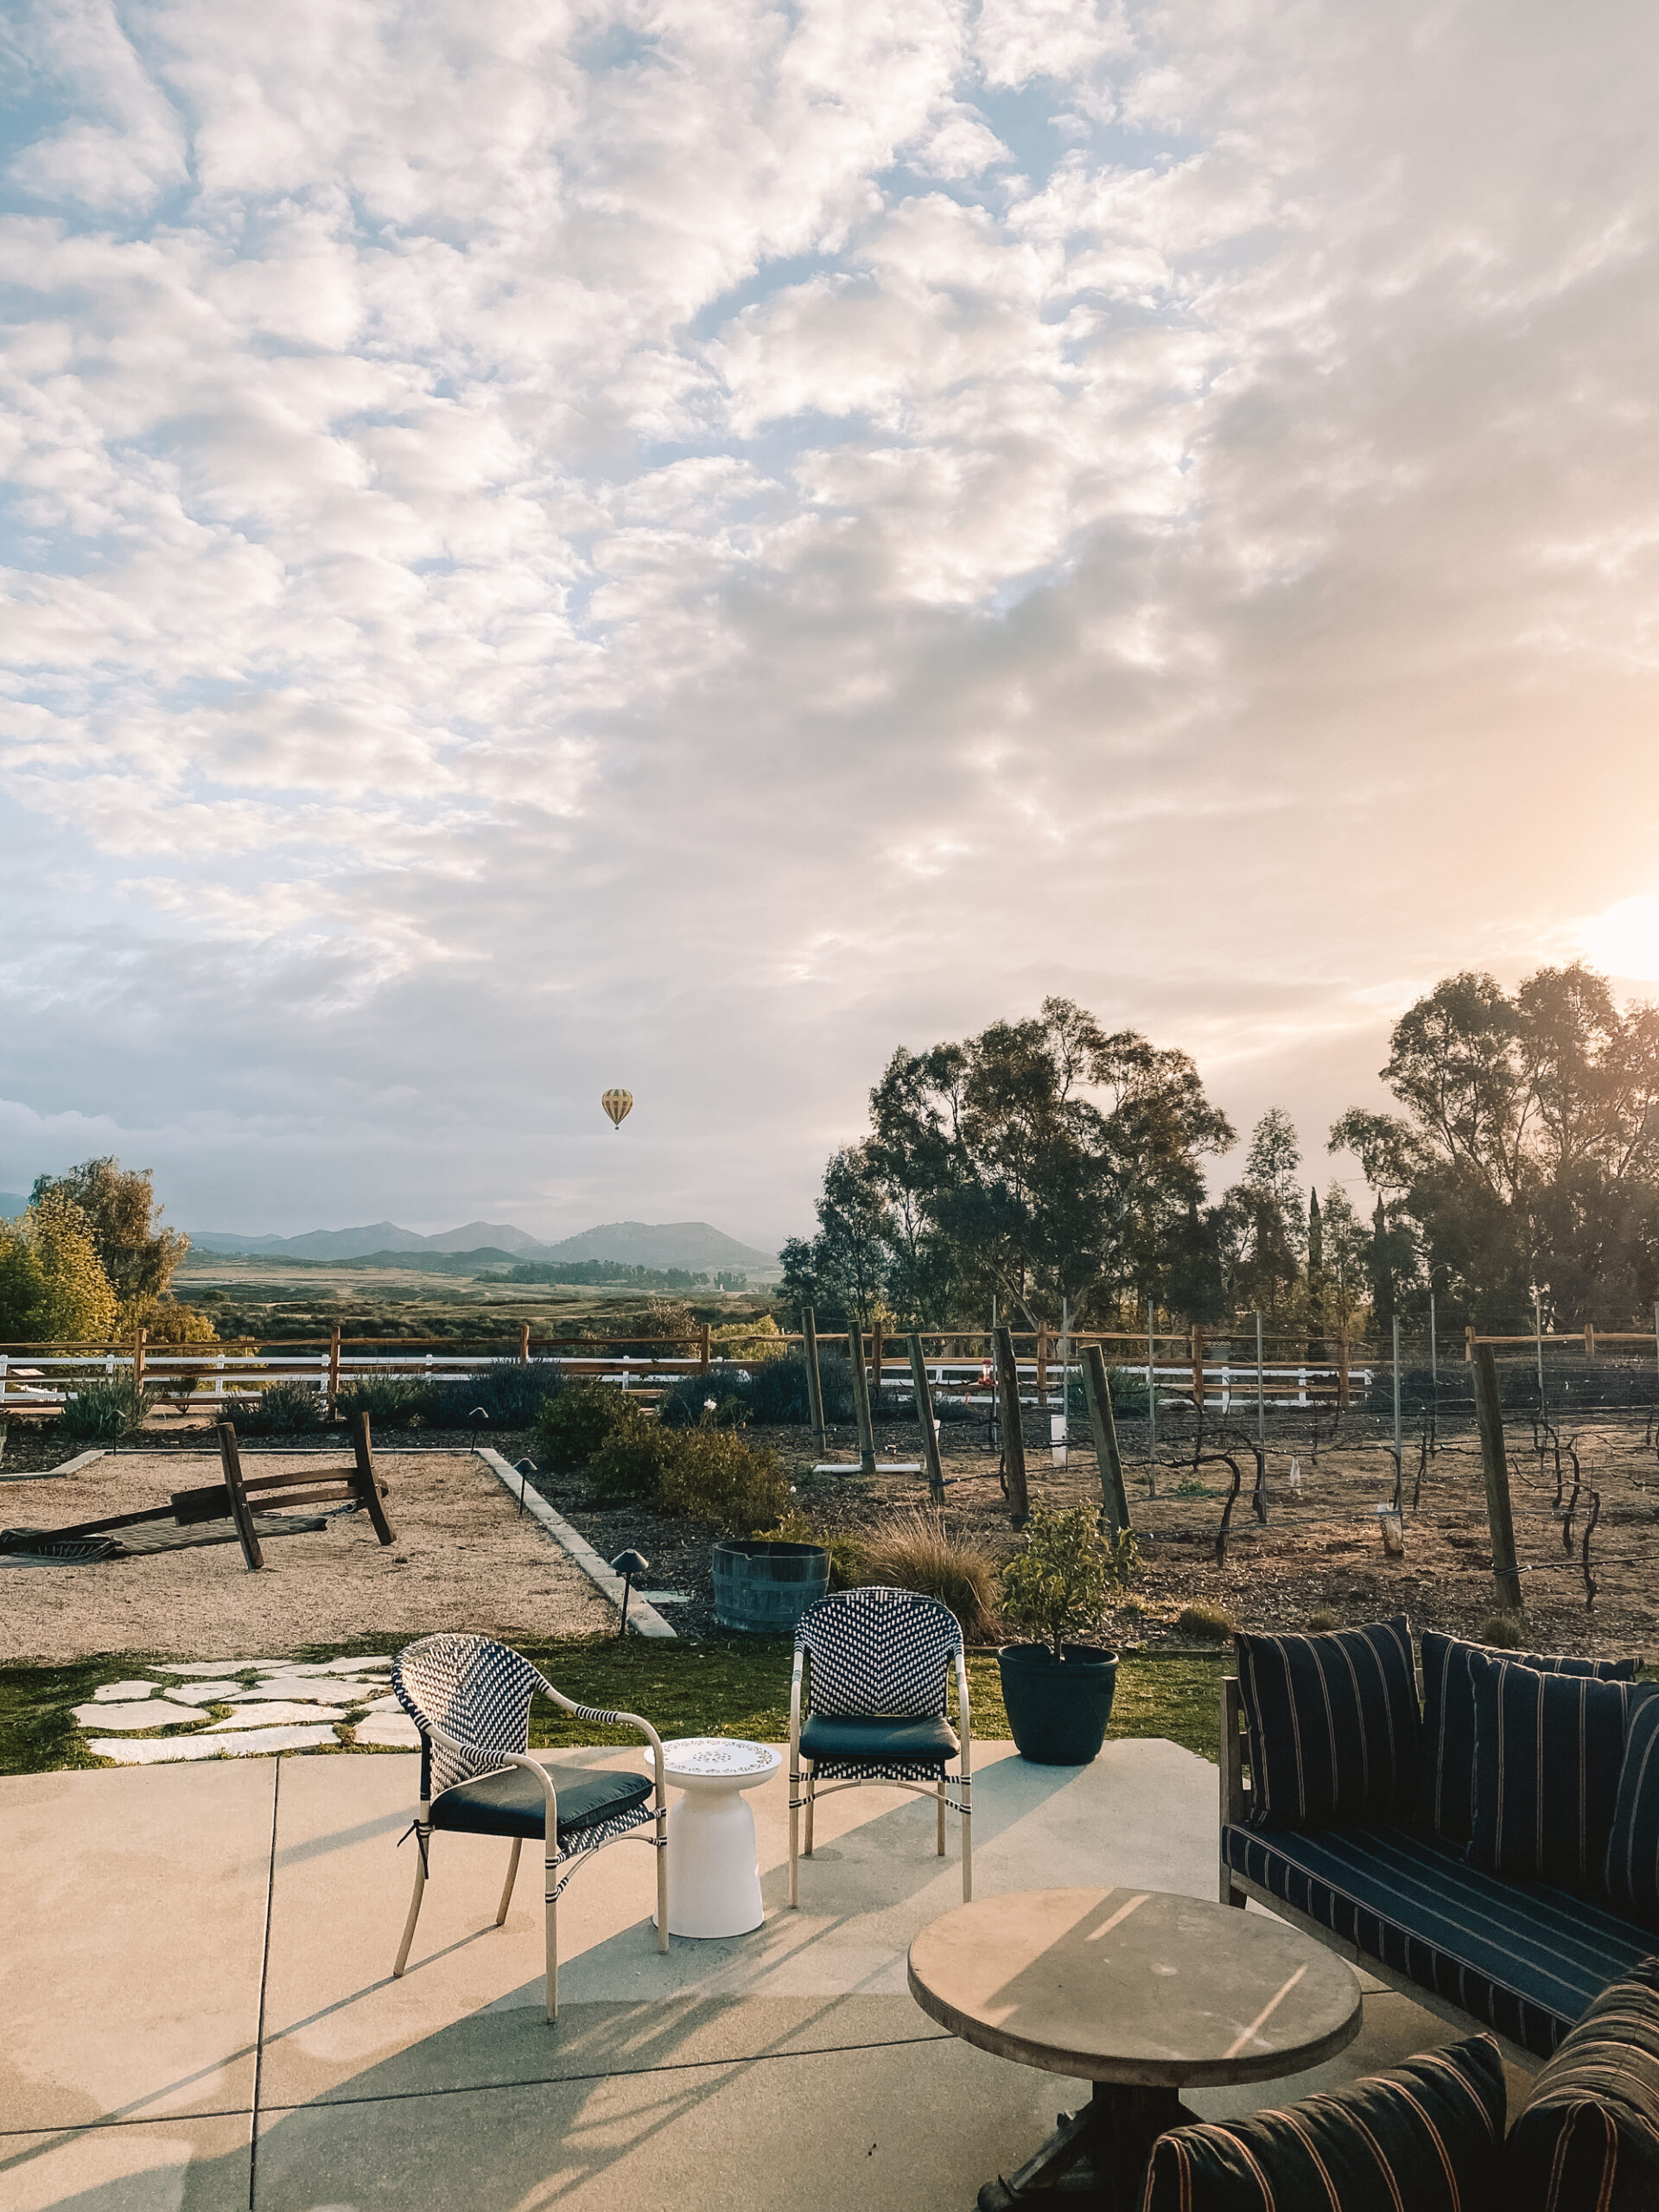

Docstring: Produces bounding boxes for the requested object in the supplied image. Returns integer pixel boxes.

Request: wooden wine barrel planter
[712,1539,829,1633]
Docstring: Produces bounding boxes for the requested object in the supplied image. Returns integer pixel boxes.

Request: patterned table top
[658,1736,780,1779]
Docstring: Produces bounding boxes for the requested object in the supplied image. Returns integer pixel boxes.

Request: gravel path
[0,1448,613,1663]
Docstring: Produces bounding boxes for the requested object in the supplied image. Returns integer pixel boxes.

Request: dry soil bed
[0,1446,611,1664]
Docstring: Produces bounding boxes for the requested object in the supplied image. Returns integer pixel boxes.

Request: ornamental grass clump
[220,1382,326,1436]
[860,1509,1001,1641]
[56,1378,156,1442]
[999,1504,1139,1662]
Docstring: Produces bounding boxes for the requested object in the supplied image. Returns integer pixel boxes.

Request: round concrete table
[647,1738,781,1938]
[907,1887,1362,2209]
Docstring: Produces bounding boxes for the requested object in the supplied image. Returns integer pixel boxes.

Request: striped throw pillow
[1468,1653,1656,1886]
[1236,1618,1418,1830]
[1605,1698,1659,1928]
[1142,2034,1506,2212]
[1503,1957,1659,2211]
[1418,1631,1637,1844]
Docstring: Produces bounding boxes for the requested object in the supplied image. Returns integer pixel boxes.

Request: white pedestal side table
[648,1738,781,1938]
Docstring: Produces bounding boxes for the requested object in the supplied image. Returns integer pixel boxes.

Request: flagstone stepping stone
[321,1656,393,1671]
[353,1711,422,1749]
[71,1700,204,1732]
[156,1661,286,1675]
[86,1724,340,1765]
[204,1703,348,1730]
[169,1681,248,1706]
[92,1680,167,1701]
[224,1679,343,1702]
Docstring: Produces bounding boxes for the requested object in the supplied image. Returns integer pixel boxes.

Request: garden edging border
[474,1446,676,1638]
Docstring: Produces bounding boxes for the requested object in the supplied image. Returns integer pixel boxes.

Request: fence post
[1080,1345,1131,1539]
[1391,1314,1403,1512]
[1191,1325,1204,1406]
[907,1333,946,1503]
[518,1321,531,1365]
[1472,1345,1523,1613]
[848,1325,878,1476]
[133,1325,147,1393]
[993,1324,1029,1524]
[1338,1332,1350,1409]
[802,1307,827,1456]
[1036,1322,1049,1404]
[700,1323,711,1376]
[1465,1324,1476,1363]
[1585,1322,1596,1359]
[1255,1311,1265,1446]
[871,1324,884,1402]
[327,1324,341,1419]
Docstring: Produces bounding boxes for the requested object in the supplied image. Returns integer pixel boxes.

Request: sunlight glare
[1580,893,1659,981]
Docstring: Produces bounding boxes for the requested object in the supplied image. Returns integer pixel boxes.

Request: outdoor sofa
[1219,1619,1659,2062]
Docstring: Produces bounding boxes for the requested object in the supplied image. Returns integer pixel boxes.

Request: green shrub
[336,1376,437,1430]
[219,1383,326,1437]
[584,1408,674,1501]
[429,1359,564,1430]
[1174,1600,1236,1641]
[534,1381,636,1472]
[656,1429,790,1533]
[1478,1610,1524,1649]
[1000,1503,1139,1661]
[859,1510,1001,1641]
[57,1380,156,1442]
[1305,1609,1338,1632]
[755,1510,868,1592]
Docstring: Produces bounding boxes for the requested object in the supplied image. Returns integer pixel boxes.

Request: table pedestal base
[977,2082,1198,2209]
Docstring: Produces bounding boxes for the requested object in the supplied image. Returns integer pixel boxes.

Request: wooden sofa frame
[1219,1675,1539,2072]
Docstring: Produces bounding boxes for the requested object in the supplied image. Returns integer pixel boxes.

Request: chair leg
[392,1823,429,1977]
[655,1802,669,1954]
[961,1779,972,1903]
[789,1758,800,1909]
[937,1774,946,1855]
[544,1840,559,2024]
[804,1770,816,1857]
[496,1836,522,1927]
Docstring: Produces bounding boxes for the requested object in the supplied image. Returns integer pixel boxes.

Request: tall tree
[1221,1108,1306,1319]
[29,1159,188,1303]
[0,1195,119,1341]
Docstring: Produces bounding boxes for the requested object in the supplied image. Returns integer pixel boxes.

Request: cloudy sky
[3,0,1657,1247]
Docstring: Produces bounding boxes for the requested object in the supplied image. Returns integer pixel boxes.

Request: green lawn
[0,1640,1227,1777]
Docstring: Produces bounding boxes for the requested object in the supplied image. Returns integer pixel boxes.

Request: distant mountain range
[185,1217,779,1270]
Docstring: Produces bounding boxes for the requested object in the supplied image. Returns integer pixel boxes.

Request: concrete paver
[0,1763,272,2131]
[0,2114,251,2212]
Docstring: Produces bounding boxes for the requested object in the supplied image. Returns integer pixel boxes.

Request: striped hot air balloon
[601,1089,633,1131]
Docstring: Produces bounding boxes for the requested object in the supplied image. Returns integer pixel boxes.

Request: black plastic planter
[996,1642,1119,1764]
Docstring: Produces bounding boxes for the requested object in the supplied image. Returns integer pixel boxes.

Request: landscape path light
[610,1549,649,1638]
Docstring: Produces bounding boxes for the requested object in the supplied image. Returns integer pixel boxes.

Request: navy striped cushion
[1504,1958,1659,2211]
[1468,1656,1656,1887]
[1142,2035,1506,2212]
[1224,1821,1652,2057]
[1236,1618,1417,1830]
[1418,1632,1637,1845]
[1604,1698,1659,1929]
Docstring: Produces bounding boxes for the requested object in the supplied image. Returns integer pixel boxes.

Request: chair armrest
[1220,1675,1248,1827]
[419,1717,563,1836]
[531,1675,668,1802]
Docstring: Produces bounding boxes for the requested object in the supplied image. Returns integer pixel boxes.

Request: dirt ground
[536,1411,1659,1660]
[0,1446,612,1664]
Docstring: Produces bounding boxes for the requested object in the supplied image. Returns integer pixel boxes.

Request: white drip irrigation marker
[473,1446,676,1638]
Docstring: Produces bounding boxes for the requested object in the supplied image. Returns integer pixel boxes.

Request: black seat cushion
[1417,1631,1637,1845]
[1143,2033,1506,2212]
[1225,1820,1652,2058]
[1468,1655,1656,1888]
[1235,1617,1418,1830]
[431,1761,652,1841]
[1505,1956,1659,2211]
[799,1713,958,1765]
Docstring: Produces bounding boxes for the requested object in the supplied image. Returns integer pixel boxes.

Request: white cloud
[2,0,1656,1237]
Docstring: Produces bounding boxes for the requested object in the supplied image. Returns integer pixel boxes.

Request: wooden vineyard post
[907,1333,946,1502]
[872,1325,884,1402]
[700,1322,711,1376]
[1338,1332,1350,1409]
[1465,1325,1476,1363]
[133,1325,148,1394]
[518,1321,531,1365]
[327,1324,342,1417]
[215,1421,265,1571]
[847,1326,878,1476]
[1191,1325,1204,1407]
[802,1307,827,1456]
[992,1325,1029,1524]
[1585,1323,1597,1359]
[1080,1345,1131,1539]
[1036,1323,1049,1405]
[1472,1346,1523,1614]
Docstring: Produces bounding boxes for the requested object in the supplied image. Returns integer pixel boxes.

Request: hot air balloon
[601,1089,633,1132]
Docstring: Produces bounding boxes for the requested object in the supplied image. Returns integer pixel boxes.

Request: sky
[3,0,1658,1249]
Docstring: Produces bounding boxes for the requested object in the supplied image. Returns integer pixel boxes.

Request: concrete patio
[1,1738,1518,2211]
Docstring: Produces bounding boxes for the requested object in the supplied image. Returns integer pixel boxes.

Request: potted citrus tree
[997,1504,1137,1764]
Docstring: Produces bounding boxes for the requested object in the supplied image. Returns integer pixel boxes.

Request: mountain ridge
[186,1217,779,1268]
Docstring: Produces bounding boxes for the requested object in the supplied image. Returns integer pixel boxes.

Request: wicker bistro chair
[391,1634,668,2022]
[788,1586,970,1908]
